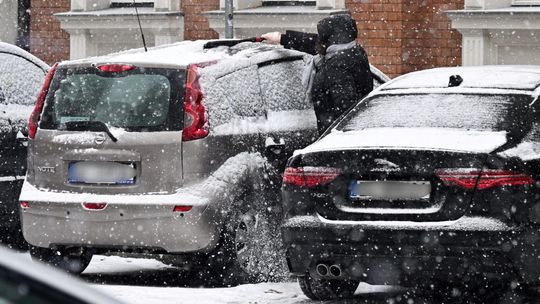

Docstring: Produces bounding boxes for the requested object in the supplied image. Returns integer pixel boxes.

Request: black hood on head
[317,14,358,46]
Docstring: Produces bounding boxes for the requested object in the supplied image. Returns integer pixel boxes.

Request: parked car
[18,40,389,283]
[0,42,49,249]
[0,246,122,304]
[281,66,540,300]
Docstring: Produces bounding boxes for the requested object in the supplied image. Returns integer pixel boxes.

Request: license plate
[349,180,431,201]
[68,161,136,185]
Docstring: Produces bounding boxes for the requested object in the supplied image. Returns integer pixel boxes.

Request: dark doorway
[17,0,31,51]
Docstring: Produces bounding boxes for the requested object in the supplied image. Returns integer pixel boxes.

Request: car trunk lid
[291,128,510,222]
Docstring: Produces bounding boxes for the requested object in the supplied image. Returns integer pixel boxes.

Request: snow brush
[203,37,266,49]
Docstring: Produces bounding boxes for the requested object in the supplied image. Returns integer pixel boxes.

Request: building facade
[447,0,540,66]
[0,0,31,50]
[28,0,465,78]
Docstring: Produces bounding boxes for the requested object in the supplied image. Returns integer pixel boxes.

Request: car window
[0,53,45,106]
[204,65,264,131]
[257,60,310,112]
[40,67,184,132]
[337,93,531,132]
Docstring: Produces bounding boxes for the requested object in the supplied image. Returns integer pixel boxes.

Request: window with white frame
[220,0,344,10]
[513,0,540,5]
[112,0,154,4]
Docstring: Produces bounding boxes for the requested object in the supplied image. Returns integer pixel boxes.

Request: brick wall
[348,0,463,78]
[29,0,462,75]
[349,0,405,77]
[182,0,219,40]
[30,0,70,64]
[401,0,462,74]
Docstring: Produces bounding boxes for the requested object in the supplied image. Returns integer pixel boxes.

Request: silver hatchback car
[19,40,389,283]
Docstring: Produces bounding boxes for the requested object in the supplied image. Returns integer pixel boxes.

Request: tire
[298,273,359,301]
[30,246,92,274]
[198,192,287,286]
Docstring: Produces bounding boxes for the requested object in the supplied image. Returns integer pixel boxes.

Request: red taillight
[173,205,193,213]
[96,64,135,72]
[183,64,209,142]
[29,63,58,139]
[82,202,108,210]
[283,167,342,188]
[435,168,535,190]
[20,201,30,209]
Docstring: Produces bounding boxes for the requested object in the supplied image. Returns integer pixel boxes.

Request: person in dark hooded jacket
[263,14,373,134]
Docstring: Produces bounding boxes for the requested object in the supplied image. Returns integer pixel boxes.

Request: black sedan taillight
[283,167,341,188]
[435,168,535,190]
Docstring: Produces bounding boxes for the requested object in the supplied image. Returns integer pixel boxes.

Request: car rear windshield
[40,66,185,132]
[337,93,531,132]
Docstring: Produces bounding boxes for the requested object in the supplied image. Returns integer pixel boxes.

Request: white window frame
[220,0,344,10]
[112,0,154,3]
[513,0,540,5]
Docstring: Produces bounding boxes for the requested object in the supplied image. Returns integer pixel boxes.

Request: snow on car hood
[295,128,507,155]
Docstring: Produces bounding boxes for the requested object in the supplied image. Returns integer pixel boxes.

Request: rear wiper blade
[64,121,118,143]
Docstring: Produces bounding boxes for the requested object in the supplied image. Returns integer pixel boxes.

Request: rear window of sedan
[337,93,532,132]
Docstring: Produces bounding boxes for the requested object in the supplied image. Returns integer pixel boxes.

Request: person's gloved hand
[261,32,281,44]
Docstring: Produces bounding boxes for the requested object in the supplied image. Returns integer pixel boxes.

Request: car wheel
[30,246,92,274]
[298,272,359,301]
[200,194,286,286]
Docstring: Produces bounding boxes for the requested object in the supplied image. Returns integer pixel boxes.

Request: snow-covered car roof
[61,40,308,69]
[0,42,49,73]
[381,65,540,91]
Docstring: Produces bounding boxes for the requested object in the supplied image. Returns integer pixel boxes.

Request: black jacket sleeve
[280,30,318,55]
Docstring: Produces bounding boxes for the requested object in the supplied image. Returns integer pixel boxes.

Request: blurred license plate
[349,181,430,201]
[68,161,136,185]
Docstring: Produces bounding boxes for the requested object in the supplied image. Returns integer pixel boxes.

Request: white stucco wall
[0,0,18,45]
[448,6,540,66]
[58,0,183,59]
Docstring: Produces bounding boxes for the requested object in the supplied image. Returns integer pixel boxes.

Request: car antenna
[132,0,148,52]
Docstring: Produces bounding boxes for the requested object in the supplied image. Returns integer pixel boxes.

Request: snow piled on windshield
[340,94,512,131]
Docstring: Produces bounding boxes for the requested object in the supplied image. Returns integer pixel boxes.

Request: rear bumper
[19,181,222,253]
[282,214,540,285]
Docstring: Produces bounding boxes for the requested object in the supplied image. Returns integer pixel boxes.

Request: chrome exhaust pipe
[329,264,342,277]
[316,263,329,277]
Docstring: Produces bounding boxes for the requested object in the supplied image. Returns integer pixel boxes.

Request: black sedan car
[281,66,540,300]
[0,42,49,249]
